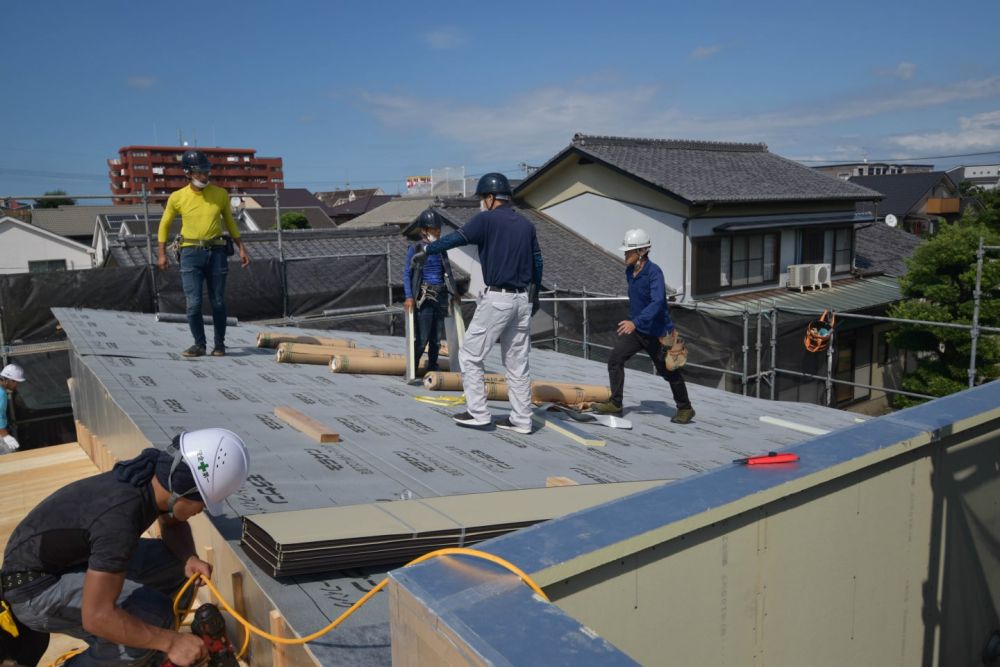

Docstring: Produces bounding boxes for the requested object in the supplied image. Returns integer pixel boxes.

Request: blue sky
[4,0,1000,198]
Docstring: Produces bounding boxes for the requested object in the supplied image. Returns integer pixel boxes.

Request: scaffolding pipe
[142,186,153,267]
[275,187,287,320]
[770,308,778,400]
[825,330,835,407]
[755,306,763,398]
[386,244,394,335]
[774,367,934,400]
[553,285,559,354]
[969,236,984,388]
[582,287,589,360]
[830,310,1000,334]
[741,310,749,396]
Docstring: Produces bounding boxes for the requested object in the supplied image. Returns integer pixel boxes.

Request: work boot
[211,345,226,357]
[182,344,206,358]
[592,401,623,416]
[671,407,695,424]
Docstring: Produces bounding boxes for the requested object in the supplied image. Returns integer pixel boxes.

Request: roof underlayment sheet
[56,308,862,665]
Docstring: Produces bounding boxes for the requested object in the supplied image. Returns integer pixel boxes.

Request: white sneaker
[452,411,492,428]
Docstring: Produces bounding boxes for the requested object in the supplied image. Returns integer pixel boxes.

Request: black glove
[529,283,540,316]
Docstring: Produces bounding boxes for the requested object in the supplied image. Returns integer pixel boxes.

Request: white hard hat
[178,428,250,515]
[0,364,25,382]
[618,228,651,252]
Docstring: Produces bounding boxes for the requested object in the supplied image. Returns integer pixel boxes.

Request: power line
[795,149,1000,164]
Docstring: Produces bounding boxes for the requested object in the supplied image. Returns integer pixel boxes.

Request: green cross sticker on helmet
[178,427,250,515]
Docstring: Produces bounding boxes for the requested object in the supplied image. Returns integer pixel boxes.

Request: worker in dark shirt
[403,208,459,372]
[593,228,695,424]
[420,173,543,434]
[0,428,250,666]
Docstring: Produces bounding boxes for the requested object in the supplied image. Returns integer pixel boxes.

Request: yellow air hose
[49,547,547,665]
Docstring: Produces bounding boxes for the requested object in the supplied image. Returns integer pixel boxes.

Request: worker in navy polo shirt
[593,228,695,424]
[419,173,543,434]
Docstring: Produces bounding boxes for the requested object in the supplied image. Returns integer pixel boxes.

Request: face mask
[192,177,209,189]
[424,232,439,242]
[480,199,489,212]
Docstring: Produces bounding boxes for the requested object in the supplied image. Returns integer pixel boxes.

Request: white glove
[2,434,19,452]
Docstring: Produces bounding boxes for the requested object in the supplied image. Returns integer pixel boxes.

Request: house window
[28,259,67,273]
[693,233,779,295]
[834,228,853,272]
[800,229,825,264]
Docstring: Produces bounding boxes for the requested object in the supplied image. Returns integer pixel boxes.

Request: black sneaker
[452,411,491,428]
[182,344,206,358]
[211,346,226,357]
[495,417,532,435]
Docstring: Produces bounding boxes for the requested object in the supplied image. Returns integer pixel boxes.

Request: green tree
[34,189,75,208]
[277,211,310,230]
[887,221,1000,407]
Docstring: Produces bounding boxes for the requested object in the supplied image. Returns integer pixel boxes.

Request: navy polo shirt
[626,259,675,337]
[456,207,540,288]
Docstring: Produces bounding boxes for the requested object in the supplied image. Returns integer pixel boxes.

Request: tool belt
[1,571,47,595]
[658,330,689,372]
[416,283,444,308]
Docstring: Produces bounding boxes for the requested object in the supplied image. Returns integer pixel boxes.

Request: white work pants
[459,290,532,428]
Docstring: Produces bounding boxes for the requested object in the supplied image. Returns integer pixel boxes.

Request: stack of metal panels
[242,481,662,576]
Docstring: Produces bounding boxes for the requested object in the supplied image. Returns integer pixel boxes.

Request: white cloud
[361,76,1000,163]
[889,110,1000,153]
[422,27,466,50]
[876,61,917,80]
[690,45,721,60]
[126,75,155,89]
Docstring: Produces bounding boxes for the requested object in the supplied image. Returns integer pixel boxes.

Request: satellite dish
[230,196,242,209]
[885,214,898,228]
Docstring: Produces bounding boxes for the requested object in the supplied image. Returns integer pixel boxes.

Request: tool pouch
[223,235,235,257]
[659,330,689,371]
[170,235,183,263]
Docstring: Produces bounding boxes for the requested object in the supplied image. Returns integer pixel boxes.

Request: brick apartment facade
[108,146,284,204]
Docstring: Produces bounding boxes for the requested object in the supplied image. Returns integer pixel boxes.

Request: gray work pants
[11,539,187,666]
[460,289,533,429]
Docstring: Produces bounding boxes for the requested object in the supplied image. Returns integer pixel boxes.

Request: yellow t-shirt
[157,184,240,245]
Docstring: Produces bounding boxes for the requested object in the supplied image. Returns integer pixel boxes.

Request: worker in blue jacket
[403,209,458,371]
[593,228,695,424]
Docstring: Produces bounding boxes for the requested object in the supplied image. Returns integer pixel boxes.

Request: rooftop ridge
[572,133,767,153]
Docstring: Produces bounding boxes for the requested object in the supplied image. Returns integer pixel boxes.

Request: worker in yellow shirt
[157,150,250,357]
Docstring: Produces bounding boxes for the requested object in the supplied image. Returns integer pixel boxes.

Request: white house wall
[0,222,95,274]
[541,194,686,291]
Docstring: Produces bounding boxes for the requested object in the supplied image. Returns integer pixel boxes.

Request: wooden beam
[268,610,288,667]
[546,476,579,487]
[273,406,340,443]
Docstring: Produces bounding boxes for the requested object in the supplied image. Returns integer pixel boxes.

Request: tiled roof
[854,222,923,277]
[516,133,883,205]
[314,188,383,208]
[340,196,437,228]
[243,188,330,211]
[850,171,956,218]
[326,194,395,217]
[241,207,336,230]
[433,199,627,294]
[32,204,164,238]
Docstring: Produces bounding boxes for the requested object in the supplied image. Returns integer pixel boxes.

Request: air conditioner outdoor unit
[786,263,832,291]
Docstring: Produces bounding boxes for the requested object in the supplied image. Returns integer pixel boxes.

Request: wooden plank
[269,610,288,667]
[0,443,100,553]
[273,406,340,443]
[546,476,579,487]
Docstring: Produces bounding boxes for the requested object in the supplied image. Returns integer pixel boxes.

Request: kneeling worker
[593,229,695,424]
[1,428,250,666]
[0,364,26,454]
